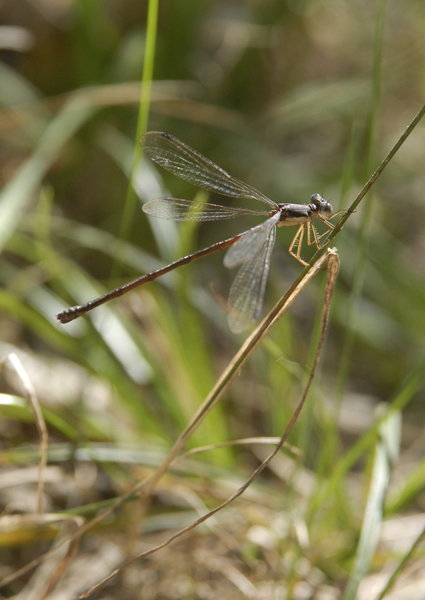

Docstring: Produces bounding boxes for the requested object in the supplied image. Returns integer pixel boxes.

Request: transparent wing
[140,131,277,208]
[143,197,269,222]
[226,227,276,334]
[224,212,280,268]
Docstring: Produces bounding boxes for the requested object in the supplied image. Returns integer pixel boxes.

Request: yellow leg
[316,209,347,240]
[289,209,347,265]
[289,224,309,266]
[307,221,322,248]
[313,213,343,244]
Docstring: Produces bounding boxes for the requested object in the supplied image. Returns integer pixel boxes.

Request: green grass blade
[0,98,96,252]
[334,0,387,400]
[115,0,159,250]
[343,407,401,600]
[0,394,79,441]
[373,525,425,600]
[307,354,425,521]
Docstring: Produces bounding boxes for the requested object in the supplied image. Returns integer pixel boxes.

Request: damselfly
[57,132,342,332]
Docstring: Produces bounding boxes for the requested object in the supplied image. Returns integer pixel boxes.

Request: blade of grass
[317,100,425,246]
[273,93,425,329]
[298,119,362,475]
[374,524,425,600]
[307,353,425,520]
[79,250,341,598]
[333,0,387,409]
[96,125,181,263]
[0,249,339,591]
[308,0,389,531]
[112,0,159,274]
[385,458,425,516]
[0,394,78,441]
[0,97,96,253]
[342,406,401,600]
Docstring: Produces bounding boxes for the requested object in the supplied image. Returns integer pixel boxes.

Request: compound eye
[322,203,333,216]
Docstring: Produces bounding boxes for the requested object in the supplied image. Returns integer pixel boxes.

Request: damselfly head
[310,193,333,217]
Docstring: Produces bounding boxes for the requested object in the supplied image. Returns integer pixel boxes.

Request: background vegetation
[1,0,425,598]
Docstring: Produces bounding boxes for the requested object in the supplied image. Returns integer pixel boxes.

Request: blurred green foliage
[1,0,425,596]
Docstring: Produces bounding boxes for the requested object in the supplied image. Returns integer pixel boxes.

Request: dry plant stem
[3,104,425,589]
[280,102,425,331]
[325,101,425,244]
[81,250,340,598]
[0,249,336,592]
[117,249,336,511]
[159,250,338,464]
[0,354,48,514]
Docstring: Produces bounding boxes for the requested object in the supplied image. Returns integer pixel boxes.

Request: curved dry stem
[0,354,48,514]
[81,251,340,598]
[3,98,425,594]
